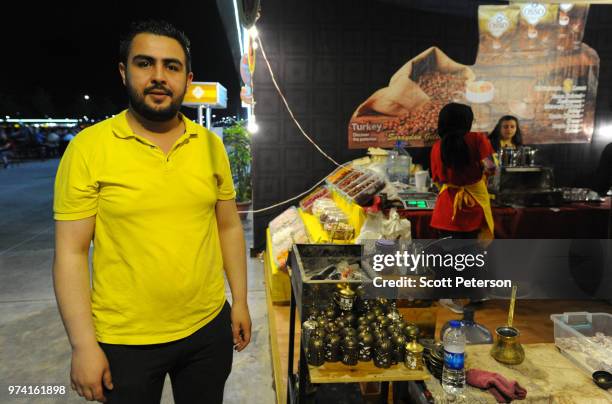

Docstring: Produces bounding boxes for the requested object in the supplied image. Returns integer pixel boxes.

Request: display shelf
[263,249,288,404]
[308,362,429,384]
[266,228,291,303]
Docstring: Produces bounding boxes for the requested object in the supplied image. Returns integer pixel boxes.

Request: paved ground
[0,160,275,404]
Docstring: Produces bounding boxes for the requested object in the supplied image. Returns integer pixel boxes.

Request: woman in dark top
[593,143,612,196]
[430,103,497,240]
[488,115,523,154]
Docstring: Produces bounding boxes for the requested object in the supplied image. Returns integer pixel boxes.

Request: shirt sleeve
[477,132,495,160]
[53,142,98,220]
[212,135,236,201]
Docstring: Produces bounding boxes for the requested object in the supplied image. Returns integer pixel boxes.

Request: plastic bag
[382,208,412,241]
[355,211,386,244]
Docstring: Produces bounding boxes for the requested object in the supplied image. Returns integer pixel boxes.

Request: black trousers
[99,302,233,404]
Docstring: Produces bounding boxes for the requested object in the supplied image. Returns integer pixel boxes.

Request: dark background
[0,1,242,121]
[251,0,612,250]
[2,1,611,251]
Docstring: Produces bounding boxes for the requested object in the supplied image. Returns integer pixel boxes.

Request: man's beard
[126,81,186,122]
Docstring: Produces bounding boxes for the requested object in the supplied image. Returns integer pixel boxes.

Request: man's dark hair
[120,20,192,73]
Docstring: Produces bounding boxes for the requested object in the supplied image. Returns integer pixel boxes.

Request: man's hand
[70,344,113,402]
[231,302,252,352]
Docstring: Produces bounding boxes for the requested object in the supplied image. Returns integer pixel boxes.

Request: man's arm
[53,217,113,402]
[215,199,251,351]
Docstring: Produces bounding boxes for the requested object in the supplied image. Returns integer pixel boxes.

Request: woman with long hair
[488,115,523,153]
[430,103,497,239]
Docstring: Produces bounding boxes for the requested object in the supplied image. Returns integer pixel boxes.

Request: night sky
[0,1,241,121]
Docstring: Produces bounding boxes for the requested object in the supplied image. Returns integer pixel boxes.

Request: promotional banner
[348,3,599,148]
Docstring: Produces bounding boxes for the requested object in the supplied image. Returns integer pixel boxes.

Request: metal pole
[198,105,204,127]
[206,108,212,130]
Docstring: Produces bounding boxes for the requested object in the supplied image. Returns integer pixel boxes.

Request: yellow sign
[183,82,227,108]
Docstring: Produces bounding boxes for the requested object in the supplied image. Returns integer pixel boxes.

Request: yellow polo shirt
[54,110,235,344]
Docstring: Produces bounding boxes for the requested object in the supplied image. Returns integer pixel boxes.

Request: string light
[242,162,352,214]
[247,115,259,133]
[236,29,347,214]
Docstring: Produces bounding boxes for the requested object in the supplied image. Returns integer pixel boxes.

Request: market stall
[261,156,611,403]
[247,1,612,403]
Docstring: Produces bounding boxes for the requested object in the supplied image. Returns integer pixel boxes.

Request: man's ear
[119,62,127,86]
[186,71,193,87]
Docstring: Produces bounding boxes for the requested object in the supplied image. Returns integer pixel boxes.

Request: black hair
[120,20,192,73]
[438,103,473,170]
[488,115,523,153]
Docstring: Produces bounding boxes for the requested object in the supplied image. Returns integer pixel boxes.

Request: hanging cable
[238,162,351,214]
[256,34,341,167]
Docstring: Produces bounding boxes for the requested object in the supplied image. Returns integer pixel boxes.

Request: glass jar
[307,336,325,366]
[392,334,407,365]
[358,331,374,361]
[324,333,342,362]
[373,339,392,368]
[341,336,359,366]
[334,284,356,312]
[404,334,424,370]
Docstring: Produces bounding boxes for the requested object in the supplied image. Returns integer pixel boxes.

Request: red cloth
[430,132,494,232]
[466,369,527,402]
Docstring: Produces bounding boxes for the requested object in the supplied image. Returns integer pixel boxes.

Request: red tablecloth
[396,198,611,239]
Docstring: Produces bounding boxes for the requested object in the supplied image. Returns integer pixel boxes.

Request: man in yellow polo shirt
[52,20,251,404]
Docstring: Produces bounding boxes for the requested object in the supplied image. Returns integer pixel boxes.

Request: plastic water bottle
[442,320,466,396]
[386,141,411,184]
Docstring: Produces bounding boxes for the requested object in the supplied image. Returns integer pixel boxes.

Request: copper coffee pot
[490,285,525,365]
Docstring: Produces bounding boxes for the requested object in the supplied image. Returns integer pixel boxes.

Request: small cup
[415,170,429,192]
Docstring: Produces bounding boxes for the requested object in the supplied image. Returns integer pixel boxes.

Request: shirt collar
[111,109,200,141]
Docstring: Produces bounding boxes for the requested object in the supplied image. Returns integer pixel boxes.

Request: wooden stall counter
[309,361,428,385]
[425,343,612,403]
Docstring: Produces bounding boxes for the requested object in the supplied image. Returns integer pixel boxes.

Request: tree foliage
[223,121,252,202]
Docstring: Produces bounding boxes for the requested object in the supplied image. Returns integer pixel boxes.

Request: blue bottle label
[443,349,465,370]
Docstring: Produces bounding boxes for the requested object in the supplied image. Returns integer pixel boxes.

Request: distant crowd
[0,125,87,168]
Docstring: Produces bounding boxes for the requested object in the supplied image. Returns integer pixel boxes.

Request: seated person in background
[0,131,14,168]
[593,143,612,196]
[488,115,523,153]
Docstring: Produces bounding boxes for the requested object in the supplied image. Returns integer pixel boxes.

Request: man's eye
[137,60,151,67]
[168,64,180,71]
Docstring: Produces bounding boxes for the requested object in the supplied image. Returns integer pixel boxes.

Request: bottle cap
[449,320,461,328]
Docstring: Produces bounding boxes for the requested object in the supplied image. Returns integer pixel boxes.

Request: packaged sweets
[478,5,520,54]
[269,207,310,270]
[299,187,331,213]
[516,3,558,52]
[319,208,348,225]
[338,170,368,192]
[343,171,377,196]
[354,178,385,206]
[312,198,336,218]
[269,206,299,233]
[324,222,355,241]
[328,166,353,184]
[555,4,589,52]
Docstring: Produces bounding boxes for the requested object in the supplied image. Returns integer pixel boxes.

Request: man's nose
[151,64,167,83]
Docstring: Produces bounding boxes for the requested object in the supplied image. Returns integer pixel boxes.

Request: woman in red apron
[430,103,497,240]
